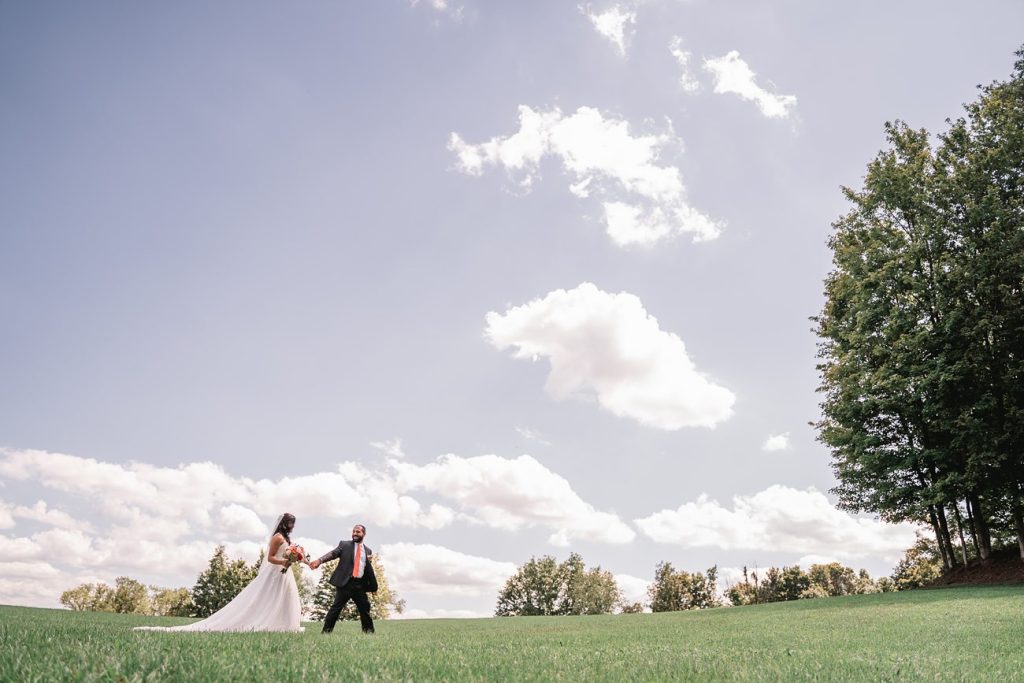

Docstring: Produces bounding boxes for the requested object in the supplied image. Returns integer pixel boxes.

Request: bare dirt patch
[931,546,1024,586]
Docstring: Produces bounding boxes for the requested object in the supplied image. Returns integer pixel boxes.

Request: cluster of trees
[815,46,1024,572]
[59,576,193,616]
[494,553,935,616]
[647,563,720,611]
[726,563,888,606]
[60,545,402,623]
[494,553,620,616]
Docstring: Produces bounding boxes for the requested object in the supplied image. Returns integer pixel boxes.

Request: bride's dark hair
[274,513,296,544]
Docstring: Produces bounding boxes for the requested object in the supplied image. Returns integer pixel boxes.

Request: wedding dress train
[134,539,303,633]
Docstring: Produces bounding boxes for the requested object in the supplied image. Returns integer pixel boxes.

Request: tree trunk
[934,504,959,569]
[968,494,993,562]
[965,497,983,558]
[1012,501,1024,562]
[950,502,970,566]
[927,505,954,571]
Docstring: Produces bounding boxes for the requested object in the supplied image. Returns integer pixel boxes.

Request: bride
[135,513,304,632]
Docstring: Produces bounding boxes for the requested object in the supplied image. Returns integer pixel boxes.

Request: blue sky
[2,1,1022,616]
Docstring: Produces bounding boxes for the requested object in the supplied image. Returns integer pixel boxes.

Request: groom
[310,523,378,634]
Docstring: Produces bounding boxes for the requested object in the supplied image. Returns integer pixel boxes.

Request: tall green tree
[149,586,194,617]
[494,555,563,616]
[559,553,621,615]
[892,535,944,590]
[59,583,109,612]
[932,48,1024,560]
[816,45,1024,566]
[111,576,150,614]
[190,546,258,618]
[648,563,720,612]
[494,554,621,616]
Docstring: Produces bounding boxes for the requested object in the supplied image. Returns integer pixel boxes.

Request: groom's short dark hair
[354,524,366,532]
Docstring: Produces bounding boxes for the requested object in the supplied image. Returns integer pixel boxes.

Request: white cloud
[581,4,636,56]
[392,453,636,545]
[515,426,551,446]
[703,51,797,119]
[370,438,406,459]
[449,105,721,246]
[761,432,790,452]
[716,565,748,588]
[635,485,917,561]
[0,448,456,532]
[12,500,92,532]
[0,501,13,529]
[0,447,635,608]
[485,283,735,430]
[0,561,61,578]
[381,542,516,597]
[218,504,267,538]
[0,568,106,609]
[409,0,464,22]
[0,449,631,547]
[669,36,701,92]
[615,573,650,606]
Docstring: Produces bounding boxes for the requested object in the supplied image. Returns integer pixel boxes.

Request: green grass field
[1,586,1022,682]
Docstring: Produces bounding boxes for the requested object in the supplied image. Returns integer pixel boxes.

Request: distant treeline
[492,543,940,616]
[60,545,404,621]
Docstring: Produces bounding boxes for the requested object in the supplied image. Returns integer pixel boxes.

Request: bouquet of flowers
[281,544,306,573]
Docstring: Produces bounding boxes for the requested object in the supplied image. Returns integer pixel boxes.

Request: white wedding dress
[134,538,303,633]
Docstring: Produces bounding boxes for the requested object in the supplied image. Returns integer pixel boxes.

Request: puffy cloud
[635,485,917,561]
[761,432,790,452]
[392,453,636,545]
[370,438,406,459]
[485,283,735,430]
[0,448,454,532]
[0,568,106,609]
[581,4,636,56]
[245,468,456,531]
[669,36,701,92]
[380,542,516,597]
[218,504,268,538]
[449,105,721,246]
[615,573,650,606]
[716,565,748,588]
[0,561,61,578]
[703,51,797,119]
[12,500,92,532]
[0,447,633,609]
[0,448,630,546]
[408,0,464,22]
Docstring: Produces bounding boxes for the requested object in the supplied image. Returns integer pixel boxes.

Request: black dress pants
[322,578,374,633]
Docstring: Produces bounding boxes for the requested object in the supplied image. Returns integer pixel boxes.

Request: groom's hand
[309,559,321,570]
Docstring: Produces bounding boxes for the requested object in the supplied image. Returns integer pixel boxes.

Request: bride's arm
[267,533,288,566]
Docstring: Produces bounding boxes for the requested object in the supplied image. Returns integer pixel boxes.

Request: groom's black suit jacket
[319,540,378,591]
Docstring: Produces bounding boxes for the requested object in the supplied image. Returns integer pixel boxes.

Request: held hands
[308,559,321,570]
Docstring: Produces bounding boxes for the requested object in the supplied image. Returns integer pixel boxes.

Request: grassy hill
[2,586,1022,681]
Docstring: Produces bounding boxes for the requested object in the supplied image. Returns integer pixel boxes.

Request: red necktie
[352,543,361,577]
